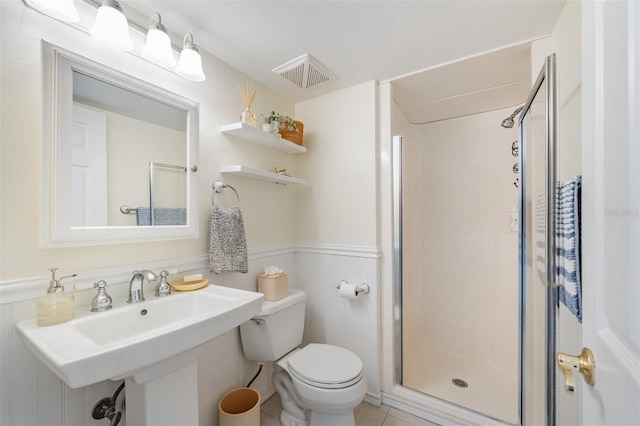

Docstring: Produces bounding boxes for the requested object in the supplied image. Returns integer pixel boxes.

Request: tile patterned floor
[260,393,439,426]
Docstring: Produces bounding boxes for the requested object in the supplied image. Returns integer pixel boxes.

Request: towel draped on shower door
[556,175,582,322]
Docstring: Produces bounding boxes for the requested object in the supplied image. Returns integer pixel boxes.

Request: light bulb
[141,13,176,67]
[176,34,205,82]
[142,28,175,67]
[90,0,133,51]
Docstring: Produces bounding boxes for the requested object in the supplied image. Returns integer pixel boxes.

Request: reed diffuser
[238,82,257,127]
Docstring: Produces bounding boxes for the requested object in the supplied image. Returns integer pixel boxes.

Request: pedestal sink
[16,284,264,425]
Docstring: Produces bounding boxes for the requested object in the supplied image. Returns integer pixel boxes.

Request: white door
[580,0,640,424]
[71,105,108,226]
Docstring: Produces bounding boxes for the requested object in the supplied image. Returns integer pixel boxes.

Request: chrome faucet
[128,270,157,303]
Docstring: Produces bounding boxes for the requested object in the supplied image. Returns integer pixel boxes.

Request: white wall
[0,1,296,281]
[103,109,187,226]
[294,81,378,247]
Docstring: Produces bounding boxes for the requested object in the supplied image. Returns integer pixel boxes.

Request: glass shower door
[518,54,557,426]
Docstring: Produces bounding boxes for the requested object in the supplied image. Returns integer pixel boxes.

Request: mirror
[41,42,199,247]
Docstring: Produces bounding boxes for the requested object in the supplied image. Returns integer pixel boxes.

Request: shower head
[501,106,524,128]
[501,117,515,128]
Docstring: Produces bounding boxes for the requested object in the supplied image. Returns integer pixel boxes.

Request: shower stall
[393,107,520,424]
[381,43,556,425]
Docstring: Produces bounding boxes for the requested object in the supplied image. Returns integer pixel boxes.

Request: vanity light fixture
[175,33,206,82]
[24,0,79,23]
[141,13,176,67]
[90,0,133,51]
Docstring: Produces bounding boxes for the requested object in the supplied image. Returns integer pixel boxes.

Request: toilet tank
[240,289,306,362]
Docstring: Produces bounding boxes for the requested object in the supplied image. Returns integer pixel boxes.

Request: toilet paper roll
[339,282,359,299]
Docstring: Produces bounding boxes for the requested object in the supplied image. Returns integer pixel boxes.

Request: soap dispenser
[37,267,77,326]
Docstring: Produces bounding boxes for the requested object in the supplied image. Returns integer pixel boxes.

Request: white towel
[209,204,248,274]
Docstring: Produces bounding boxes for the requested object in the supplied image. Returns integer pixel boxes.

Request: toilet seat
[287,343,363,389]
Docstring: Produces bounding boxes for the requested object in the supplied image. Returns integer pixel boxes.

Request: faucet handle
[91,280,113,312]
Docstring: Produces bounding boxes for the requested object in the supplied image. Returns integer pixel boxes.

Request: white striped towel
[556,175,582,322]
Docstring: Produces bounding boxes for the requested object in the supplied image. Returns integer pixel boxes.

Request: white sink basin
[16,284,263,389]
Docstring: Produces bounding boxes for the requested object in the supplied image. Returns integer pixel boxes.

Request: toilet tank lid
[258,288,306,316]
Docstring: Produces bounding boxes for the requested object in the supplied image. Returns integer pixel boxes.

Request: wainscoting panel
[295,245,381,401]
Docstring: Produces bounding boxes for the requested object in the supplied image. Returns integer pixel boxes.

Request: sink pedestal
[125,361,199,425]
[120,345,207,425]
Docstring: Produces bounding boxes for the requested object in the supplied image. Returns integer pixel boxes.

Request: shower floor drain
[452,378,469,388]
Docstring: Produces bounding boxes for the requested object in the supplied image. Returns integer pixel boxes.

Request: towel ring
[212,181,240,207]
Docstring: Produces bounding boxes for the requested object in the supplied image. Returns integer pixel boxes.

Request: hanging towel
[209,204,248,274]
[136,207,187,226]
[556,176,582,322]
[535,190,547,283]
[136,207,151,226]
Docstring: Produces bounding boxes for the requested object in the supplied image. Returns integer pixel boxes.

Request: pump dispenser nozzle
[48,267,77,293]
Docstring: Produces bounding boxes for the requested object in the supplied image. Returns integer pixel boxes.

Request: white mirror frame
[40,42,199,247]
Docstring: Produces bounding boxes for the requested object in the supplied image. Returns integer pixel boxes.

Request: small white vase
[263,122,280,135]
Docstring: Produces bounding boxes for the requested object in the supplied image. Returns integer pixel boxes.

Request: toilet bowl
[239,289,366,426]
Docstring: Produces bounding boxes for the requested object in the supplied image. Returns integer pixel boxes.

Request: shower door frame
[392,135,404,386]
[517,54,557,426]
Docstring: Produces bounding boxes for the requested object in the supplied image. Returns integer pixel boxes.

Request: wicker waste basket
[218,387,261,426]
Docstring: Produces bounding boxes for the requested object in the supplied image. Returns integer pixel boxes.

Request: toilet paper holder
[336,280,370,295]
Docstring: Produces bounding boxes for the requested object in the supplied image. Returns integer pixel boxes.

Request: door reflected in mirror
[42,42,199,247]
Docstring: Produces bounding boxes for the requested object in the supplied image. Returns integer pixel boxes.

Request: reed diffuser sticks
[238,82,257,126]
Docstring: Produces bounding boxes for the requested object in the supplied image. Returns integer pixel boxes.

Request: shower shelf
[220,122,307,154]
[220,165,306,186]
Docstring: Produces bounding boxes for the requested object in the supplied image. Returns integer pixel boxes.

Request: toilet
[240,289,366,426]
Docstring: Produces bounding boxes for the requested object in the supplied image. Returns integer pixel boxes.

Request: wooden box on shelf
[257,273,289,301]
[279,120,304,145]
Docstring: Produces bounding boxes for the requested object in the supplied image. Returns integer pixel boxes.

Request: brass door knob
[557,347,596,394]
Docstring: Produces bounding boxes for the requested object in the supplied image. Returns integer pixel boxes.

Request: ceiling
[123,0,565,121]
[393,42,532,124]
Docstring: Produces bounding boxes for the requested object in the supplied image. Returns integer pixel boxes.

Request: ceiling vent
[272,54,336,89]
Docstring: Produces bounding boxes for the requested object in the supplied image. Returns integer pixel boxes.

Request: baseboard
[363,392,383,407]
[382,386,511,426]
